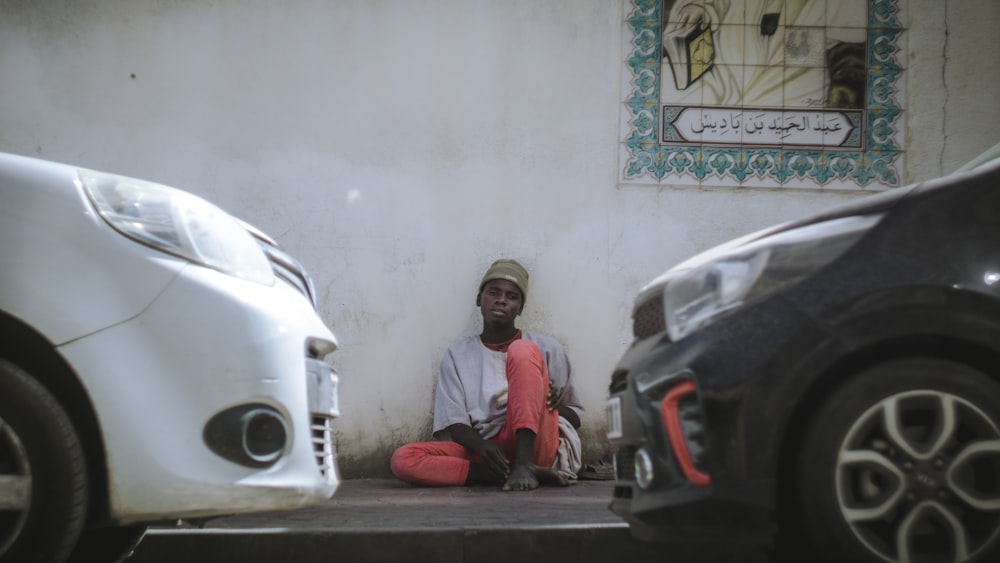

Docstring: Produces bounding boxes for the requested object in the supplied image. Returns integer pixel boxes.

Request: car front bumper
[59,262,341,524]
[606,299,826,545]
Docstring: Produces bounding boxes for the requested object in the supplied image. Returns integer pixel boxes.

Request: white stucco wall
[1,0,998,476]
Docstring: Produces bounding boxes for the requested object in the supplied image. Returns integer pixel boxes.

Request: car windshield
[953,141,1000,173]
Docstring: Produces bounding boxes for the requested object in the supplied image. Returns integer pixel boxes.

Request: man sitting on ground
[390,259,584,491]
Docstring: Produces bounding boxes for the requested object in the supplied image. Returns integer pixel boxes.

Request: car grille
[633,292,665,340]
[615,446,636,482]
[311,415,337,484]
[242,222,318,310]
[613,446,636,500]
[261,243,317,309]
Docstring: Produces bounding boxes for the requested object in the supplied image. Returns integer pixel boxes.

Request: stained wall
[0,0,997,476]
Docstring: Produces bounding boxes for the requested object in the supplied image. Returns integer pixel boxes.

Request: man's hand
[446,423,510,482]
[547,385,560,411]
[473,442,511,482]
[547,386,581,429]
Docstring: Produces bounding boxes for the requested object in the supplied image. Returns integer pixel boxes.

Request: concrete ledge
[125,479,770,563]
[133,526,671,563]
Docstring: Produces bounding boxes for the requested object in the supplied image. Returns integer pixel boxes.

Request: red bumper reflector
[661,380,711,487]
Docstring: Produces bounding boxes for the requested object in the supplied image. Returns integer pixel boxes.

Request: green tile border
[622,0,904,189]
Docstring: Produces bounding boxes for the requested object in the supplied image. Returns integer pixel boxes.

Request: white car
[0,152,341,563]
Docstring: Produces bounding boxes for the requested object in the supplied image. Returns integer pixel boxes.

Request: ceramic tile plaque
[620,0,906,190]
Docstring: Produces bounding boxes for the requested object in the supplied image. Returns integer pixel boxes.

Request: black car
[607,144,1000,563]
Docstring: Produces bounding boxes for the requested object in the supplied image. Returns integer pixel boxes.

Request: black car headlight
[662,214,882,341]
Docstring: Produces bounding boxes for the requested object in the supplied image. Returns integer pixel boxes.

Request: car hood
[638,148,1000,304]
[638,182,917,299]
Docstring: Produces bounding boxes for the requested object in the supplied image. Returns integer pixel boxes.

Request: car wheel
[796,358,1000,563]
[67,525,148,563]
[0,359,88,563]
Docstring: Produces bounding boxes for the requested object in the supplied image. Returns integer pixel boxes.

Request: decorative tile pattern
[621,0,906,190]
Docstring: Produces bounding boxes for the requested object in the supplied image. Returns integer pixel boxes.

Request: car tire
[0,358,88,563]
[67,525,148,563]
[796,357,1000,563]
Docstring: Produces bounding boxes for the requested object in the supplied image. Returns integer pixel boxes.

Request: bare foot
[502,463,538,491]
[501,465,569,491]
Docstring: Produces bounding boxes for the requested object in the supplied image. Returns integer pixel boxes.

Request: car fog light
[242,408,288,464]
[204,404,289,468]
[635,448,655,490]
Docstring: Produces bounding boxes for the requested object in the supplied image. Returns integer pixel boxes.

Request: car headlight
[663,214,882,341]
[79,169,275,286]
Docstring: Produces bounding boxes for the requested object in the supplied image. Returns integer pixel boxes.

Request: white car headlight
[663,214,883,341]
[79,169,275,286]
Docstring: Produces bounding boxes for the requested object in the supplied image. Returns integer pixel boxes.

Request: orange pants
[390,339,561,486]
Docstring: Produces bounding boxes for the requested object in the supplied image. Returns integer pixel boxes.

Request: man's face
[478,279,523,328]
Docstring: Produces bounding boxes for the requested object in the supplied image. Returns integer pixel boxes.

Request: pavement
[126,478,770,563]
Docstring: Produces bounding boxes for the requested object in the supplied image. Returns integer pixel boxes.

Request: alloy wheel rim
[835,390,1000,563]
[0,418,31,556]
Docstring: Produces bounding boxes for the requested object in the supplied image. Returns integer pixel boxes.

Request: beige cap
[479,259,529,301]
